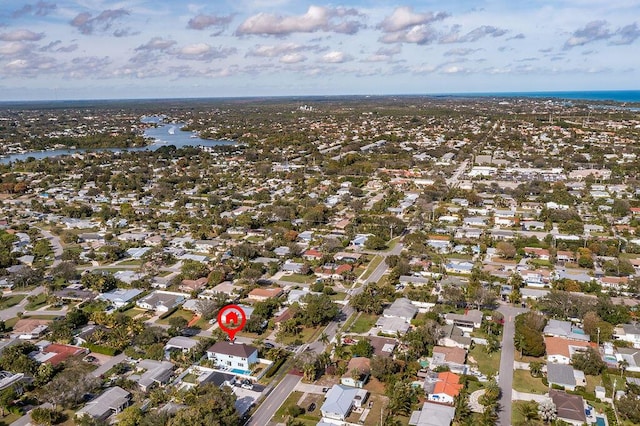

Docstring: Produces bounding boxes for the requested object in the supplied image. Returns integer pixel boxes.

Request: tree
[370,355,399,382]
[0,342,39,375]
[51,261,79,281]
[496,241,516,259]
[168,384,239,426]
[351,339,374,358]
[364,235,386,250]
[386,381,416,417]
[453,389,472,423]
[0,387,16,417]
[572,347,605,375]
[168,316,188,335]
[619,359,629,377]
[298,294,339,326]
[529,361,544,378]
[180,260,210,280]
[41,365,101,409]
[350,286,384,314]
[514,312,546,357]
[117,406,144,426]
[516,401,540,425]
[30,407,65,426]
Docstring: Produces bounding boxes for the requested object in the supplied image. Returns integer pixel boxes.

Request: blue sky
[0,0,638,100]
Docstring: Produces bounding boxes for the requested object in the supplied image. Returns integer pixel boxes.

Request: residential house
[281,261,305,274]
[375,316,410,336]
[136,291,188,313]
[97,288,143,308]
[425,372,463,405]
[545,336,593,364]
[548,390,587,426]
[11,319,49,340]
[76,386,131,421]
[179,277,208,293]
[444,260,474,275]
[431,346,467,374]
[164,336,199,358]
[524,247,550,261]
[438,324,472,349]
[206,342,258,372]
[444,310,483,332]
[543,319,590,342]
[383,298,418,322]
[340,357,370,388]
[368,336,397,358]
[248,287,283,302]
[613,323,640,348]
[546,362,586,391]
[400,275,430,287]
[131,359,174,392]
[334,252,362,263]
[0,371,29,394]
[320,384,369,422]
[32,343,87,366]
[408,401,455,426]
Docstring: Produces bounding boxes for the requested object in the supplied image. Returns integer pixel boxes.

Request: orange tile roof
[544,336,594,358]
[43,343,87,365]
[433,372,463,397]
[432,346,467,365]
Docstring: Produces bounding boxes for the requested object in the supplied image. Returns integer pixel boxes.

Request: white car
[241,383,254,390]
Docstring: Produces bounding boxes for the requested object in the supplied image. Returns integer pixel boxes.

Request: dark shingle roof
[206,341,257,358]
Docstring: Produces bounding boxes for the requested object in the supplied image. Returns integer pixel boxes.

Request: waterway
[0,116,235,164]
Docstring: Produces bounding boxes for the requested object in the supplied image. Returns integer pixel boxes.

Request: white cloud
[280,53,306,63]
[321,51,352,63]
[0,42,29,55]
[0,29,45,42]
[377,6,448,33]
[236,5,363,36]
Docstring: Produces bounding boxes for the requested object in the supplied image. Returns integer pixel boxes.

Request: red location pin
[217,304,247,341]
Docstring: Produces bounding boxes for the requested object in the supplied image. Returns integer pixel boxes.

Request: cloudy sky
[0,0,638,100]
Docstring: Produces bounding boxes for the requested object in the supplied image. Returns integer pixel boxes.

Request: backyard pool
[595,416,607,426]
[230,368,252,376]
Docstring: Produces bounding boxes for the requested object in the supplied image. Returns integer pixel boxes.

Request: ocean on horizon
[441,90,640,103]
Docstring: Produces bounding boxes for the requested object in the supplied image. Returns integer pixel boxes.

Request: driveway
[496,304,528,426]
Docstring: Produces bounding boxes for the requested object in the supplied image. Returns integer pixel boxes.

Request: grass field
[156,309,195,325]
[349,313,377,334]
[0,294,25,309]
[469,345,500,377]
[512,369,548,394]
[25,293,48,311]
[280,274,315,284]
[360,255,383,281]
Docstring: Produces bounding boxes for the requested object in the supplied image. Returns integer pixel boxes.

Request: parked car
[241,383,254,390]
[307,402,316,412]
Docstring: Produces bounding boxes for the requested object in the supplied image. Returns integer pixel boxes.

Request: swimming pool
[595,416,606,426]
[230,368,251,376]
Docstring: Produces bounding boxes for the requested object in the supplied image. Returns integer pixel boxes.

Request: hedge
[158,306,179,320]
[82,343,119,356]
[265,355,288,378]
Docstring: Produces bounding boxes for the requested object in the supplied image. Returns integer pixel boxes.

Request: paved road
[91,353,127,378]
[497,304,528,426]
[37,228,63,267]
[0,287,47,321]
[446,159,469,187]
[246,374,302,426]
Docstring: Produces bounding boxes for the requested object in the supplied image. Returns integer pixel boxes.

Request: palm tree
[517,401,540,422]
[619,359,630,377]
[453,389,472,423]
[319,332,329,346]
[529,361,544,378]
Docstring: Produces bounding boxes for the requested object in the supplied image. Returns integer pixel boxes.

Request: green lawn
[4,317,19,330]
[120,307,148,318]
[360,255,383,281]
[349,313,378,334]
[156,309,195,325]
[25,293,48,311]
[273,391,304,423]
[118,259,142,266]
[280,274,315,284]
[468,345,500,377]
[0,294,25,309]
[512,369,548,394]
[279,326,322,345]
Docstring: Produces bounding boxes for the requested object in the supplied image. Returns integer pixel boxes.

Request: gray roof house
[546,362,585,391]
[544,319,590,342]
[136,291,189,313]
[164,336,199,356]
[438,324,472,349]
[76,386,131,421]
[383,298,418,322]
[131,360,174,392]
[444,310,483,330]
[320,384,368,422]
[97,288,143,308]
[408,401,455,426]
[375,316,411,336]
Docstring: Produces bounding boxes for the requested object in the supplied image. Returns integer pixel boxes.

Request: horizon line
[1,89,640,104]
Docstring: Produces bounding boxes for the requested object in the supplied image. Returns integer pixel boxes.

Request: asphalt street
[497,304,528,426]
[246,373,302,426]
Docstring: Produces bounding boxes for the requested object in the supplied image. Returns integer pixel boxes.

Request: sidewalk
[512,390,548,403]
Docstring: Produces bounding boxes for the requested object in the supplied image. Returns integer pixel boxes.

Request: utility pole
[597,327,600,348]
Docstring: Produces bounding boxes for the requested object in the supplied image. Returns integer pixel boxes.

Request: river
[0,116,235,164]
